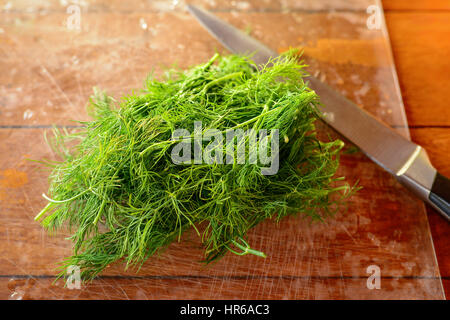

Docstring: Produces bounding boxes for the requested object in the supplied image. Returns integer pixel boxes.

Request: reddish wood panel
[385,12,450,127]
[410,128,450,176]
[0,0,377,13]
[0,0,447,300]
[383,7,450,299]
[1,277,443,300]
[0,129,443,299]
[0,11,408,130]
[426,208,450,298]
[442,280,450,299]
[409,128,450,298]
[383,0,450,11]
[387,6,450,296]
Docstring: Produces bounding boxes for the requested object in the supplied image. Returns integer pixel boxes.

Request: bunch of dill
[35,53,352,280]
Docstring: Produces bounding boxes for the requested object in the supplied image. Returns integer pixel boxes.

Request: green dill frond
[35,52,355,281]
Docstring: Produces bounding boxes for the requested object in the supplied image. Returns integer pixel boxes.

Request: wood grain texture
[385,12,450,127]
[1,277,442,300]
[410,128,450,298]
[0,11,409,130]
[0,0,377,13]
[383,0,450,11]
[410,129,450,175]
[0,0,447,300]
[383,5,450,298]
[384,1,450,297]
[426,208,450,298]
[0,129,443,299]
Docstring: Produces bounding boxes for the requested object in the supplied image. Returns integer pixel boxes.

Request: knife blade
[187,5,450,221]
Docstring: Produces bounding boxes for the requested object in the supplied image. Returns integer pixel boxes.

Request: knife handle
[396,147,449,222]
[429,172,450,220]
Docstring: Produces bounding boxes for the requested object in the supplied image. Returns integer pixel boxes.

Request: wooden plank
[0,1,445,300]
[385,12,450,126]
[442,279,450,299]
[0,0,375,13]
[427,208,450,277]
[0,11,409,130]
[385,5,450,297]
[0,128,443,298]
[1,277,443,300]
[410,128,450,299]
[410,128,450,175]
[383,0,450,11]
[427,205,450,299]
[7,0,450,14]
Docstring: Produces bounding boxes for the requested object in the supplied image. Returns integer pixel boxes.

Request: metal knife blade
[187,5,450,220]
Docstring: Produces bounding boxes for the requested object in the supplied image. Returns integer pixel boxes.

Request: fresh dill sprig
[35,52,354,280]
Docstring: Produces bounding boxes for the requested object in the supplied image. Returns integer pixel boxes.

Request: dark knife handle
[429,172,450,220]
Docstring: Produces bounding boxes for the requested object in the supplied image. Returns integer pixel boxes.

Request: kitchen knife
[187,5,450,221]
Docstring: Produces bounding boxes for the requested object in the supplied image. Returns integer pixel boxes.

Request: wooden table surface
[382,0,450,298]
[0,0,448,299]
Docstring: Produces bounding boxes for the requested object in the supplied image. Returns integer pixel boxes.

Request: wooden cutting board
[0,0,444,299]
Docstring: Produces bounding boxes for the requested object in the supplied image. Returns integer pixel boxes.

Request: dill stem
[230,239,267,258]
[202,72,243,93]
[203,52,220,70]
[92,197,106,226]
[34,202,53,221]
[252,104,269,131]
[42,189,90,203]
[229,104,283,130]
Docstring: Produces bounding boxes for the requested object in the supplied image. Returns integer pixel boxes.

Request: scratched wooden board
[0,0,444,299]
